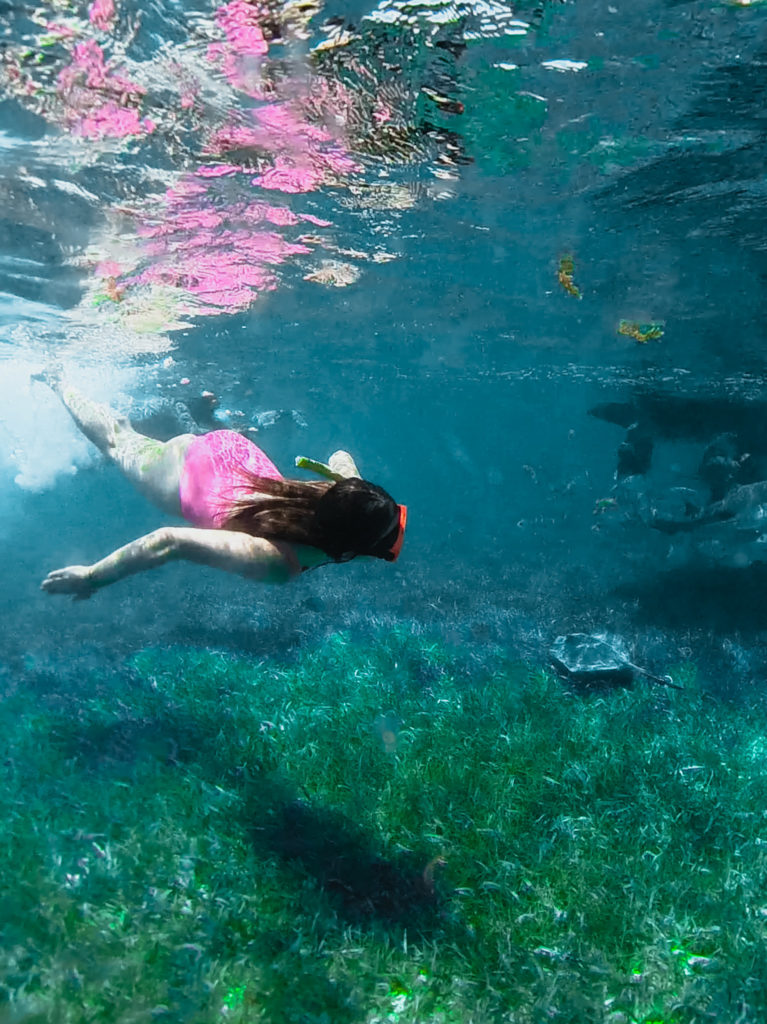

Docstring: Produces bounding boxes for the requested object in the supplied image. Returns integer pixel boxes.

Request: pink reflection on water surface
[56,39,155,138]
[2,0,401,325]
[88,0,116,32]
[114,175,332,316]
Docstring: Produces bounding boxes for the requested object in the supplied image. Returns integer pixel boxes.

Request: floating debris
[541,59,588,73]
[618,319,665,343]
[421,86,464,115]
[557,254,581,298]
[303,260,361,287]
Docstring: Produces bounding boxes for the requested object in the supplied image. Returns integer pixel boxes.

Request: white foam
[0,355,145,493]
[0,361,92,492]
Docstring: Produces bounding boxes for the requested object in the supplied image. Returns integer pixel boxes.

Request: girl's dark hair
[223,474,400,562]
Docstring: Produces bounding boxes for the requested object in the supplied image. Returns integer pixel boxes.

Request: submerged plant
[2,630,767,1022]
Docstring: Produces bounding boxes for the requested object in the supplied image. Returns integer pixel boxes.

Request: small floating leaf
[618,319,664,343]
[557,254,581,298]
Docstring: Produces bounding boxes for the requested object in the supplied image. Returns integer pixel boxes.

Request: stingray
[551,633,682,690]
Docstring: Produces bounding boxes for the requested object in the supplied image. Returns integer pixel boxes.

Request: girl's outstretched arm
[41,527,302,598]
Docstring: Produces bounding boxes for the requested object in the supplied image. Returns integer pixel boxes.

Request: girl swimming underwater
[38,375,406,599]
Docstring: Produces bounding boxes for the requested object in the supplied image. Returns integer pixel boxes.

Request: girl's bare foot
[30,362,64,394]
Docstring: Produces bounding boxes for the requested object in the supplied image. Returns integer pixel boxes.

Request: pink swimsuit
[179,430,283,529]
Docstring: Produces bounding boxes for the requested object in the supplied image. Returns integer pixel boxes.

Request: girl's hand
[41,566,96,599]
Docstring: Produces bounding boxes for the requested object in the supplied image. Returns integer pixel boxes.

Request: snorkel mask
[383,504,407,562]
[295,452,406,561]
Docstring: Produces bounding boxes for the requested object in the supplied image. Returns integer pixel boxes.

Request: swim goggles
[384,504,408,562]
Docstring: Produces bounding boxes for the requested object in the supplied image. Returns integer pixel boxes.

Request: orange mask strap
[388,504,407,561]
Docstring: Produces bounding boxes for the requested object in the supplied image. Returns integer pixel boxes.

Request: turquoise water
[2,0,767,1020]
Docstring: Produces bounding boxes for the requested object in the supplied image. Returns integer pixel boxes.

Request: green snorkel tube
[295,450,361,481]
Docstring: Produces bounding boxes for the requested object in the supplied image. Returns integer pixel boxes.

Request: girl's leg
[54,379,194,518]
